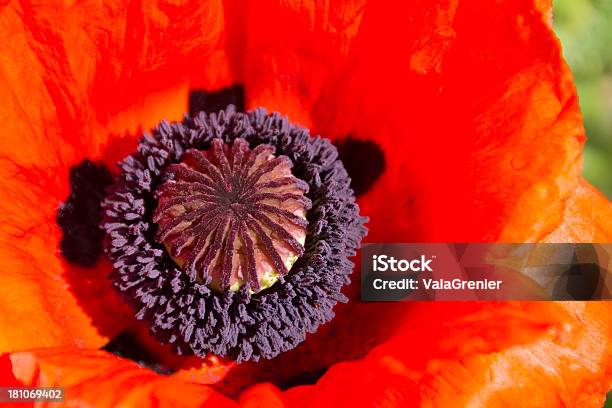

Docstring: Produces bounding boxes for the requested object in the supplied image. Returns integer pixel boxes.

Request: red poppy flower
[1,0,611,407]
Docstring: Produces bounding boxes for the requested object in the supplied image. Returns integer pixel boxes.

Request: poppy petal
[539,179,612,242]
[240,384,287,408]
[0,0,225,352]
[2,3,610,408]
[310,0,610,242]
[5,348,236,407]
[3,302,609,406]
[229,0,366,128]
[296,302,611,407]
[225,0,609,398]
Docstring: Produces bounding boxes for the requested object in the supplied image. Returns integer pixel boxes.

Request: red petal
[229,0,366,128]
[5,348,236,407]
[311,0,610,242]
[295,302,612,407]
[536,179,612,242]
[240,384,287,408]
[0,0,225,352]
[3,302,609,406]
[2,1,611,407]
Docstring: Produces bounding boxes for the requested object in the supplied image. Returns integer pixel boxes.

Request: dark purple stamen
[102,108,367,362]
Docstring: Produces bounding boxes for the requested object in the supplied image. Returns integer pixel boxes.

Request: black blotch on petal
[189,85,245,116]
[335,137,386,196]
[57,159,113,267]
[276,367,328,390]
[103,331,174,375]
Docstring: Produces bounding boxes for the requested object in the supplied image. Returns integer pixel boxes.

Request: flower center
[153,138,311,293]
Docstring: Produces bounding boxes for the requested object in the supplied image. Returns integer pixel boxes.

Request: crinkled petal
[295,302,611,407]
[1,1,611,407]
[311,0,611,242]
[5,348,236,408]
[266,1,612,405]
[535,179,612,242]
[3,302,609,407]
[230,0,366,128]
[0,0,225,352]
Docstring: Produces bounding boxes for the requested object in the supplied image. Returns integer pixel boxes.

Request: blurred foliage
[554,0,612,199]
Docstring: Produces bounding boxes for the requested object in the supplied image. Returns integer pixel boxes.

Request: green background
[554,0,612,199]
